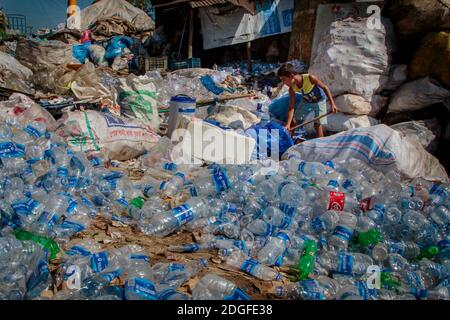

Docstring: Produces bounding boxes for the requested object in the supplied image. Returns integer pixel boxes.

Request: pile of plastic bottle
[218,60,307,79]
[1,112,449,300]
[48,240,251,300]
[122,156,449,300]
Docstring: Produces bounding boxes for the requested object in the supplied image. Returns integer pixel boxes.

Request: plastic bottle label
[66,246,91,257]
[333,226,353,242]
[224,288,251,300]
[130,254,150,263]
[411,288,428,299]
[37,211,59,229]
[233,240,246,251]
[298,161,307,175]
[277,181,291,195]
[44,149,55,164]
[158,288,178,300]
[159,181,167,190]
[27,260,50,292]
[20,166,33,180]
[371,204,385,221]
[102,268,124,282]
[328,192,345,211]
[0,142,25,158]
[24,125,43,138]
[60,220,85,233]
[172,204,194,225]
[67,176,79,188]
[182,243,200,252]
[115,198,129,208]
[175,172,185,181]
[163,163,177,171]
[70,157,86,173]
[342,179,353,190]
[90,157,101,167]
[169,263,185,272]
[90,252,109,273]
[190,187,198,197]
[337,253,354,274]
[125,278,157,300]
[276,232,291,247]
[274,254,284,267]
[212,170,231,193]
[279,215,292,229]
[279,203,295,217]
[311,217,326,233]
[240,259,260,275]
[438,239,450,250]
[264,223,276,236]
[57,167,69,177]
[430,184,446,198]
[327,180,339,188]
[12,199,40,215]
[143,185,154,197]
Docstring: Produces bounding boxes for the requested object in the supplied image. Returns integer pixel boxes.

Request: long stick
[289,111,333,131]
[196,93,256,106]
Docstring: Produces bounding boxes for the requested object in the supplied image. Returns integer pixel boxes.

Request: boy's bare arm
[309,74,338,113]
[285,88,296,129]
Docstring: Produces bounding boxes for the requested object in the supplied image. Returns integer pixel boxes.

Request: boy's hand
[331,103,339,113]
[284,124,291,131]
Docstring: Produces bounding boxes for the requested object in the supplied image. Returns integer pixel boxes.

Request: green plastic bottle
[296,240,318,280]
[380,272,401,291]
[357,229,382,247]
[13,229,60,260]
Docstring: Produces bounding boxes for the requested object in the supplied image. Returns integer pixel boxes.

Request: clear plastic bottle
[192,274,251,300]
[257,231,293,266]
[328,212,357,250]
[226,250,282,281]
[140,197,208,237]
[151,258,207,289]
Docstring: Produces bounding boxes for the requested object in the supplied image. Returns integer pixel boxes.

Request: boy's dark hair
[277,63,298,78]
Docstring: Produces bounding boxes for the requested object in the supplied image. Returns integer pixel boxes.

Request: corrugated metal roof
[190,0,228,8]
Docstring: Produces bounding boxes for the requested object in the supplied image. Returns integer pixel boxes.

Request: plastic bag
[284,124,449,183]
[116,74,160,130]
[56,110,160,161]
[105,36,134,62]
[88,44,108,67]
[388,77,450,114]
[72,42,92,63]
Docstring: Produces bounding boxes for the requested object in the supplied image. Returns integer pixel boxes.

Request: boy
[277,63,338,138]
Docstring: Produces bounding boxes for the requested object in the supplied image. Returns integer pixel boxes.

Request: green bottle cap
[427,246,439,257]
[130,197,145,209]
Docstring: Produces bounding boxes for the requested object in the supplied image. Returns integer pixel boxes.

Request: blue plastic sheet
[245,120,294,160]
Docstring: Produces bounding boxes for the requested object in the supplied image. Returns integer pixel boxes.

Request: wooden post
[288,0,322,65]
[246,41,252,73]
[188,7,194,59]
